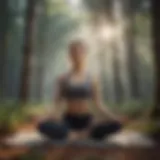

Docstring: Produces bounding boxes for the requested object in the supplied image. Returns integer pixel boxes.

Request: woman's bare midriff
[64,99,92,140]
[65,99,90,115]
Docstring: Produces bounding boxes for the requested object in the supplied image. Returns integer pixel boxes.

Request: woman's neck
[72,65,86,75]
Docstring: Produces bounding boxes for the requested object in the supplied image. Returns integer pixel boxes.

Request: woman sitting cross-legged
[37,40,128,141]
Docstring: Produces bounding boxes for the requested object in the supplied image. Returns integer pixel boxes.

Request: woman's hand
[115,115,130,125]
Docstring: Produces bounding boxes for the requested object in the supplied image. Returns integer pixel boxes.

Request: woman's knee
[102,121,122,134]
[37,121,69,140]
[108,121,122,131]
[90,121,122,140]
[37,120,52,133]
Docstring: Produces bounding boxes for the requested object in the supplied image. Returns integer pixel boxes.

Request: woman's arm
[36,76,65,124]
[45,76,65,120]
[92,77,122,122]
[53,76,66,118]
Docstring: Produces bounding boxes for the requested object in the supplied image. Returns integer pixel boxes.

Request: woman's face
[69,43,86,67]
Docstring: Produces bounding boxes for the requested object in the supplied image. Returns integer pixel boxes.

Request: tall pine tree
[19,0,37,103]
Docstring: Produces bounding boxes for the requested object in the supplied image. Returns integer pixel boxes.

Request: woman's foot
[68,131,89,141]
[68,132,80,141]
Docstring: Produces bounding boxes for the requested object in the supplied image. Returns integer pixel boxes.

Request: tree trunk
[112,41,124,103]
[19,0,37,103]
[151,0,160,119]
[0,0,9,100]
[125,0,140,100]
[36,0,47,101]
[99,49,109,100]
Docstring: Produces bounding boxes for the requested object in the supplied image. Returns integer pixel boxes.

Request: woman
[38,40,126,141]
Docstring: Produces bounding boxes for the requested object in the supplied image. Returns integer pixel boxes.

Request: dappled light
[0,0,160,159]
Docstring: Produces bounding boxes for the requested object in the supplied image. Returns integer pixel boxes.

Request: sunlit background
[1,0,160,159]
[0,0,153,114]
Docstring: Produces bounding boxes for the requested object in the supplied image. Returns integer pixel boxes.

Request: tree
[84,0,113,18]
[0,0,9,100]
[112,41,124,103]
[33,0,47,100]
[83,0,125,102]
[19,0,37,103]
[124,0,140,99]
[27,0,81,101]
[151,0,160,119]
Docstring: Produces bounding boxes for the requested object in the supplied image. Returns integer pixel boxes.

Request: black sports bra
[61,73,93,100]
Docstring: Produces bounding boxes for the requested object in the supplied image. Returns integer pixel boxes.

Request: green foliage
[46,0,71,16]
[0,102,46,134]
[0,101,155,138]
[107,101,152,119]
[88,100,152,121]
[0,103,27,133]
[125,119,158,134]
